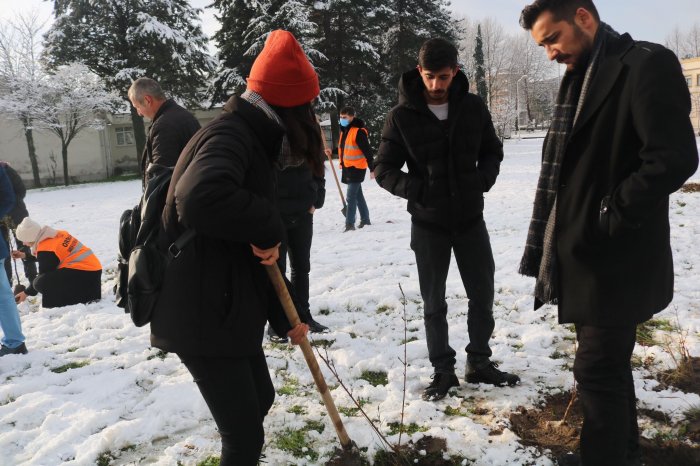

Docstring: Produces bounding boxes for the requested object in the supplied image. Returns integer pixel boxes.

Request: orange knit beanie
[247,30,320,107]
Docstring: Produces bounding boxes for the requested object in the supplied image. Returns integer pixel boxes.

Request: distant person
[128,77,201,185]
[0,162,37,290]
[268,109,330,343]
[335,106,374,231]
[0,165,27,356]
[13,218,102,308]
[519,1,699,465]
[375,38,518,402]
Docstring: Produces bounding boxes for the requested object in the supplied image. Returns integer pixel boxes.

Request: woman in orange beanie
[149,30,317,465]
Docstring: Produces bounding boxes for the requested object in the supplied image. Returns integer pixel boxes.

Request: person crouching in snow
[13,218,102,308]
[148,30,313,465]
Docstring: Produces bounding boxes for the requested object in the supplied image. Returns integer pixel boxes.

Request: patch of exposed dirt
[680,182,700,193]
[326,437,455,466]
[510,391,700,465]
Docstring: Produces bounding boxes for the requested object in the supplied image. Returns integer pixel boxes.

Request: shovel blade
[341,206,347,217]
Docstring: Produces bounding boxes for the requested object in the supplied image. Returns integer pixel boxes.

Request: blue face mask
[339,118,350,127]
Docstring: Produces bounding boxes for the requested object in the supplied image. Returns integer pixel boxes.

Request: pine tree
[382,0,461,91]
[211,0,324,105]
[209,0,259,103]
[308,0,383,139]
[473,25,488,103]
[43,0,214,159]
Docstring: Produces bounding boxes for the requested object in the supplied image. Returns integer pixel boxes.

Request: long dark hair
[272,102,324,177]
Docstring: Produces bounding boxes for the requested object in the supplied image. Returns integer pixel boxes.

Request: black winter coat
[339,118,373,183]
[553,33,698,325]
[276,162,325,222]
[141,99,201,182]
[375,70,503,232]
[0,162,28,224]
[150,96,291,357]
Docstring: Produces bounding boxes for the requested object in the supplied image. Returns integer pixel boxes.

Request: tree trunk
[130,105,146,170]
[62,141,69,186]
[22,124,41,187]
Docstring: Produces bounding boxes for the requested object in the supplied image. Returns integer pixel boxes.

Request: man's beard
[569,25,593,73]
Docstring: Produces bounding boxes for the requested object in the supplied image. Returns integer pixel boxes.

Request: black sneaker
[344,224,355,232]
[422,372,459,401]
[466,361,520,387]
[556,453,580,466]
[0,342,28,356]
[307,318,330,334]
[267,326,288,344]
[358,220,371,228]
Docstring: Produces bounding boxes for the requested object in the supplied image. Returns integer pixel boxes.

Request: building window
[116,127,135,146]
[697,74,700,86]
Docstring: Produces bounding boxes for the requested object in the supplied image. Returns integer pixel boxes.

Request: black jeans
[278,211,313,318]
[179,351,275,466]
[574,324,640,466]
[410,220,495,374]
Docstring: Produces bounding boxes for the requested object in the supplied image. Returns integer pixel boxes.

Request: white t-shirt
[427,102,449,121]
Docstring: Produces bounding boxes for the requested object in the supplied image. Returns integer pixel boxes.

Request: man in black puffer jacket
[375,38,519,402]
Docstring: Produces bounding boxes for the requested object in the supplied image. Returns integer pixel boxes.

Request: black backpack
[115,168,194,327]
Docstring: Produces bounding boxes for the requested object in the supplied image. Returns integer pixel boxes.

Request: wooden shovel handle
[265,263,353,449]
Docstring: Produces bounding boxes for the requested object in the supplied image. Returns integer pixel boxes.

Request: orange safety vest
[37,230,102,272]
[339,127,369,170]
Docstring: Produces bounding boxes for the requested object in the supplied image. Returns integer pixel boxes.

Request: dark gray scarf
[241,90,303,169]
[519,23,619,305]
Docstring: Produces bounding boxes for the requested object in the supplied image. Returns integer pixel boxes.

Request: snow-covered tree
[307,0,384,139]
[209,0,257,103]
[32,64,120,186]
[44,0,215,159]
[0,12,47,186]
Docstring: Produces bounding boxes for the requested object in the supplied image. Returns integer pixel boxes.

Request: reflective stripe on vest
[37,231,102,272]
[338,127,368,169]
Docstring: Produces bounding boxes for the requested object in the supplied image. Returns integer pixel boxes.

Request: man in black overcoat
[519,1,699,465]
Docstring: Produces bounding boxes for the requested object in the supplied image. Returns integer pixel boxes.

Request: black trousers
[33,268,101,308]
[179,351,275,466]
[574,324,640,466]
[278,211,313,318]
[411,220,495,373]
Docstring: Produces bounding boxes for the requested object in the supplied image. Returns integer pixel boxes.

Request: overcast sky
[3,0,699,52]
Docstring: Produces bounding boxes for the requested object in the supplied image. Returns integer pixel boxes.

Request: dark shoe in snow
[556,453,580,466]
[0,342,28,356]
[344,224,355,232]
[358,220,371,228]
[466,361,520,387]
[422,372,459,401]
[267,326,288,344]
[307,318,330,334]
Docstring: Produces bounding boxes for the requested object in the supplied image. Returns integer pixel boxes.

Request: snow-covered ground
[0,138,698,465]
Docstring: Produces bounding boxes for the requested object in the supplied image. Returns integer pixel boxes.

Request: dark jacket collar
[223,95,285,160]
[397,68,470,111]
[572,32,635,135]
[152,98,176,122]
